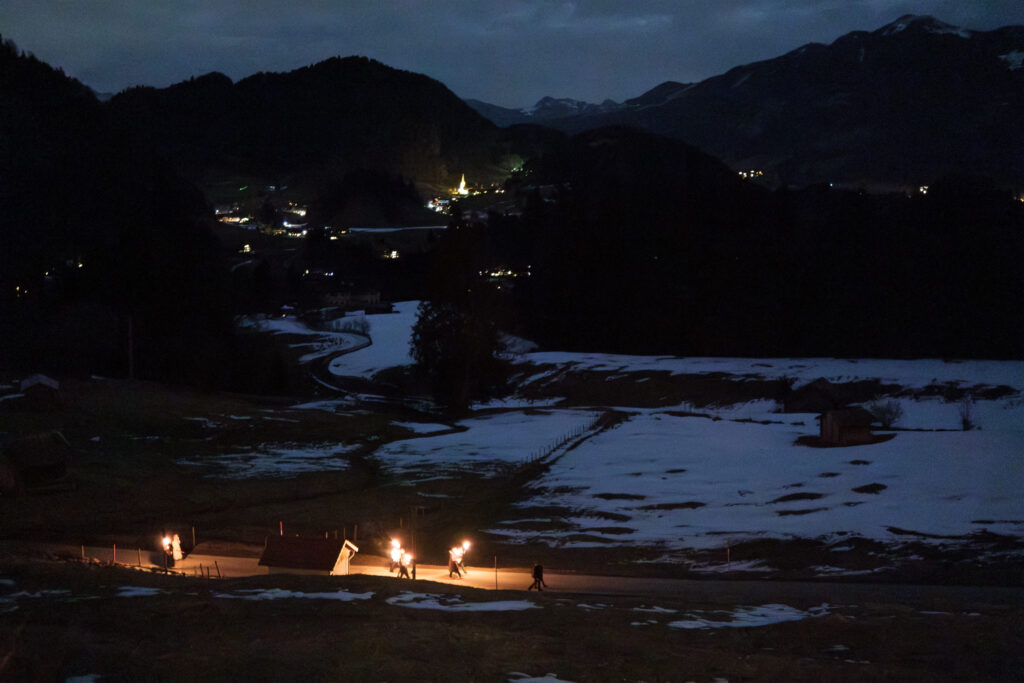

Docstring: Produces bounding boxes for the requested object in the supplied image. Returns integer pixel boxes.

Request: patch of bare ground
[585,510,631,522]
[490,519,576,533]
[852,483,887,494]
[770,492,825,504]
[913,382,1018,401]
[516,365,794,408]
[795,433,896,447]
[776,507,829,516]
[637,501,706,511]
[562,534,617,544]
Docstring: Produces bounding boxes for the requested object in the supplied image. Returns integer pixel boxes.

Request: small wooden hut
[18,374,62,412]
[820,407,876,446]
[2,430,72,492]
[259,536,359,576]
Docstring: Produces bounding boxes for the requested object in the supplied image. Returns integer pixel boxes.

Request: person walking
[448,548,463,578]
[398,553,411,579]
[528,562,547,591]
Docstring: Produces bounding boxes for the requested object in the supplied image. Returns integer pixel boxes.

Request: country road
[13,541,1024,613]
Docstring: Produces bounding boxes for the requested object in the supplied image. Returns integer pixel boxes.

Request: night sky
[2,1,1023,107]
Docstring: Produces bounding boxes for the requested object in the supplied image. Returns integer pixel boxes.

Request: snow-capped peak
[1000,50,1024,70]
[879,15,972,39]
[519,96,623,118]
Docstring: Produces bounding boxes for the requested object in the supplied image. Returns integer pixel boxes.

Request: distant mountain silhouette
[107,56,503,189]
[471,16,1024,189]
[465,95,626,127]
[3,33,1022,367]
[622,81,693,107]
[0,37,231,383]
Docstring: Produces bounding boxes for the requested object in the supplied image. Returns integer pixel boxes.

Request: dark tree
[410,220,508,413]
[410,299,506,414]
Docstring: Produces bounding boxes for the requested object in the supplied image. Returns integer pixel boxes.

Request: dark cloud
[2,1,1022,105]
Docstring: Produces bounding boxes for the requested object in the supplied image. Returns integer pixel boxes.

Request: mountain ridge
[467,15,1024,189]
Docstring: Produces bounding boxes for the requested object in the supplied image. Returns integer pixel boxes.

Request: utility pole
[127,315,135,380]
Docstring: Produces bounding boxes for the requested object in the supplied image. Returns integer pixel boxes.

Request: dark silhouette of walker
[528,563,547,591]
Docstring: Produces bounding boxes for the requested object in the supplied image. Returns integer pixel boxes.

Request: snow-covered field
[319,300,1024,392]
[326,301,420,376]
[238,301,1024,555]
[236,313,369,362]
[371,410,600,480]
[519,354,1024,391]
[176,443,357,479]
[485,404,1024,550]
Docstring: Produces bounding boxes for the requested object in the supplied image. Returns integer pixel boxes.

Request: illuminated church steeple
[457,174,469,196]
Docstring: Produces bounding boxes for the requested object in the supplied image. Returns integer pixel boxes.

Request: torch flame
[390,547,402,563]
[462,540,470,551]
[391,539,401,548]
[402,553,413,565]
[162,536,171,550]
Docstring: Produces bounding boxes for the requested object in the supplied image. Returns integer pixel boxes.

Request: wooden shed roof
[4,430,71,469]
[259,536,347,571]
[19,374,59,392]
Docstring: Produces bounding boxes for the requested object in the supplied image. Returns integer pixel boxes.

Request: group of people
[389,539,415,579]
[448,541,470,578]
[388,538,549,592]
[161,533,183,568]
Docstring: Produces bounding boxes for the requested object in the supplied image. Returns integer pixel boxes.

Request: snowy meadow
[240,302,1024,566]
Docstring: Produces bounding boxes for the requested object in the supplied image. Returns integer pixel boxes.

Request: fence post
[138,548,142,566]
[215,561,222,579]
[113,544,116,564]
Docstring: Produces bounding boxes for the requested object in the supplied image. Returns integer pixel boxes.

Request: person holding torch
[398,552,412,579]
[389,539,402,573]
[448,546,462,578]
